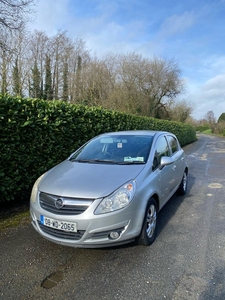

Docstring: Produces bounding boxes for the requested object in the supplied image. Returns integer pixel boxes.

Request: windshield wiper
[69,158,90,162]
[70,158,118,164]
[70,158,145,164]
[117,161,146,165]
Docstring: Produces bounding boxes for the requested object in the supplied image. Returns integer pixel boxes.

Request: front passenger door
[166,135,185,188]
[152,135,176,208]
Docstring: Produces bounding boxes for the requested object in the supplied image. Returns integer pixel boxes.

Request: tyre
[178,171,187,195]
[137,198,158,246]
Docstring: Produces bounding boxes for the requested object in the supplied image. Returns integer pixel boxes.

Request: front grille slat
[39,192,93,215]
[38,221,85,240]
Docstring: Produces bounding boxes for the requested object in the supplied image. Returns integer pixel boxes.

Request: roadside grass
[201,129,212,134]
[0,206,30,231]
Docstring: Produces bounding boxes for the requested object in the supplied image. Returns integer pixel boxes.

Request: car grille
[38,221,85,240]
[39,192,94,215]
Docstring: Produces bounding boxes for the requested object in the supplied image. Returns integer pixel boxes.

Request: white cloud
[203,74,225,94]
[159,11,195,37]
[198,55,225,78]
[187,74,225,120]
[29,0,71,35]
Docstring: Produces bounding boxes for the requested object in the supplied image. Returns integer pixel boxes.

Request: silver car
[30,130,188,248]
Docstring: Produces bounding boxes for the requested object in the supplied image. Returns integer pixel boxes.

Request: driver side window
[152,136,169,170]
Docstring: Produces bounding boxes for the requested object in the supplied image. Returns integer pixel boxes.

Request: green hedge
[0,95,196,203]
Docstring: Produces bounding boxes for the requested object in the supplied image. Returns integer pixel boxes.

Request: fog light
[109,231,120,240]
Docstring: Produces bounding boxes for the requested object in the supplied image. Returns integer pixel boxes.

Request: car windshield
[70,135,153,164]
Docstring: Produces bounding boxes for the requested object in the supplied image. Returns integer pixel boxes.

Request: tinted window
[167,136,179,154]
[152,136,169,170]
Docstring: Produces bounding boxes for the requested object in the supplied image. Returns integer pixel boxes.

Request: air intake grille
[39,192,94,215]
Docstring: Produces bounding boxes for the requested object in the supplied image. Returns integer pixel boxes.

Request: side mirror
[159,156,174,170]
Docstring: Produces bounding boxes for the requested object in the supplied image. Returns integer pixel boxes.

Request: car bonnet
[38,160,145,198]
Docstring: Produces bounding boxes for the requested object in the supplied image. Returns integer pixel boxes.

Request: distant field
[201,129,212,134]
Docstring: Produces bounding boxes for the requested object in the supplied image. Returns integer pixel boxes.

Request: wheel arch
[136,194,159,246]
[148,193,159,212]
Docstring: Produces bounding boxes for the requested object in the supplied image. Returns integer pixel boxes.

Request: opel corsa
[30,130,188,248]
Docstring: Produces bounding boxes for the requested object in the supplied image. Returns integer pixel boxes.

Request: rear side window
[167,136,179,154]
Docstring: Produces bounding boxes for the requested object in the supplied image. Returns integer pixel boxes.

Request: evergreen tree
[44,55,52,100]
[30,61,41,98]
[40,78,44,99]
[62,61,69,101]
[75,55,82,101]
[218,113,225,123]
[1,55,7,94]
[12,58,21,96]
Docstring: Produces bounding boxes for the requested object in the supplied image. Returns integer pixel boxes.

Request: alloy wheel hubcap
[183,173,187,190]
[146,204,157,238]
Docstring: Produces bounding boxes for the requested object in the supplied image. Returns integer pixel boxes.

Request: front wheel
[137,198,158,246]
[178,171,188,195]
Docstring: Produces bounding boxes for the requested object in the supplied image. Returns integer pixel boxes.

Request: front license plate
[40,215,77,232]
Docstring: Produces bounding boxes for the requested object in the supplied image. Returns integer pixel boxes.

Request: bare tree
[28,30,49,98]
[0,0,36,50]
[0,24,185,117]
[204,111,216,125]
[215,120,225,136]
[203,110,216,133]
[0,32,15,93]
[116,53,146,114]
[79,55,115,106]
[141,57,184,118]
[167,99,193,122]
[68,38,90,102]
[49,31,74,99]
[105,53,184,117]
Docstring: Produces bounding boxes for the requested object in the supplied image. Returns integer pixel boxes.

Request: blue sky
[29,0,225,121]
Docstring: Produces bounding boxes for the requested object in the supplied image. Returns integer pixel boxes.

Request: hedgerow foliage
[0,95,196,203]
[218,113,225,123]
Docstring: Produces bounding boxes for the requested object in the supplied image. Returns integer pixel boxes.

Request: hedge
[0,95,196,203]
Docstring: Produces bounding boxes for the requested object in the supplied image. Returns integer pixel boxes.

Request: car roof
[99,130,170,137]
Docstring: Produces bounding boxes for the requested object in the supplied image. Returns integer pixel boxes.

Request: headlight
[30,173,46,203]
[95,181,136,214]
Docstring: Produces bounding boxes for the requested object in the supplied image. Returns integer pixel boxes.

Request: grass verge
[0,204,30,231]
[201,129,212,134]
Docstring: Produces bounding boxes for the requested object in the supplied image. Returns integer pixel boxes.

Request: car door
[152,135,177,208]
[166,135,185,188]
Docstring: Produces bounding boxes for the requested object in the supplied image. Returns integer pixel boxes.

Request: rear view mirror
[159,156,174,170]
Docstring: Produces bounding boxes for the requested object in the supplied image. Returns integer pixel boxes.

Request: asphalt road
[0,134,225,300]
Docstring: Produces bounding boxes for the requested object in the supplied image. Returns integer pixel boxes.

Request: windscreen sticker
[124,157,144,162]
[117,143,123,148]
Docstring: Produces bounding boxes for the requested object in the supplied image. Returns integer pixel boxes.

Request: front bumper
[30,200,143,248]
